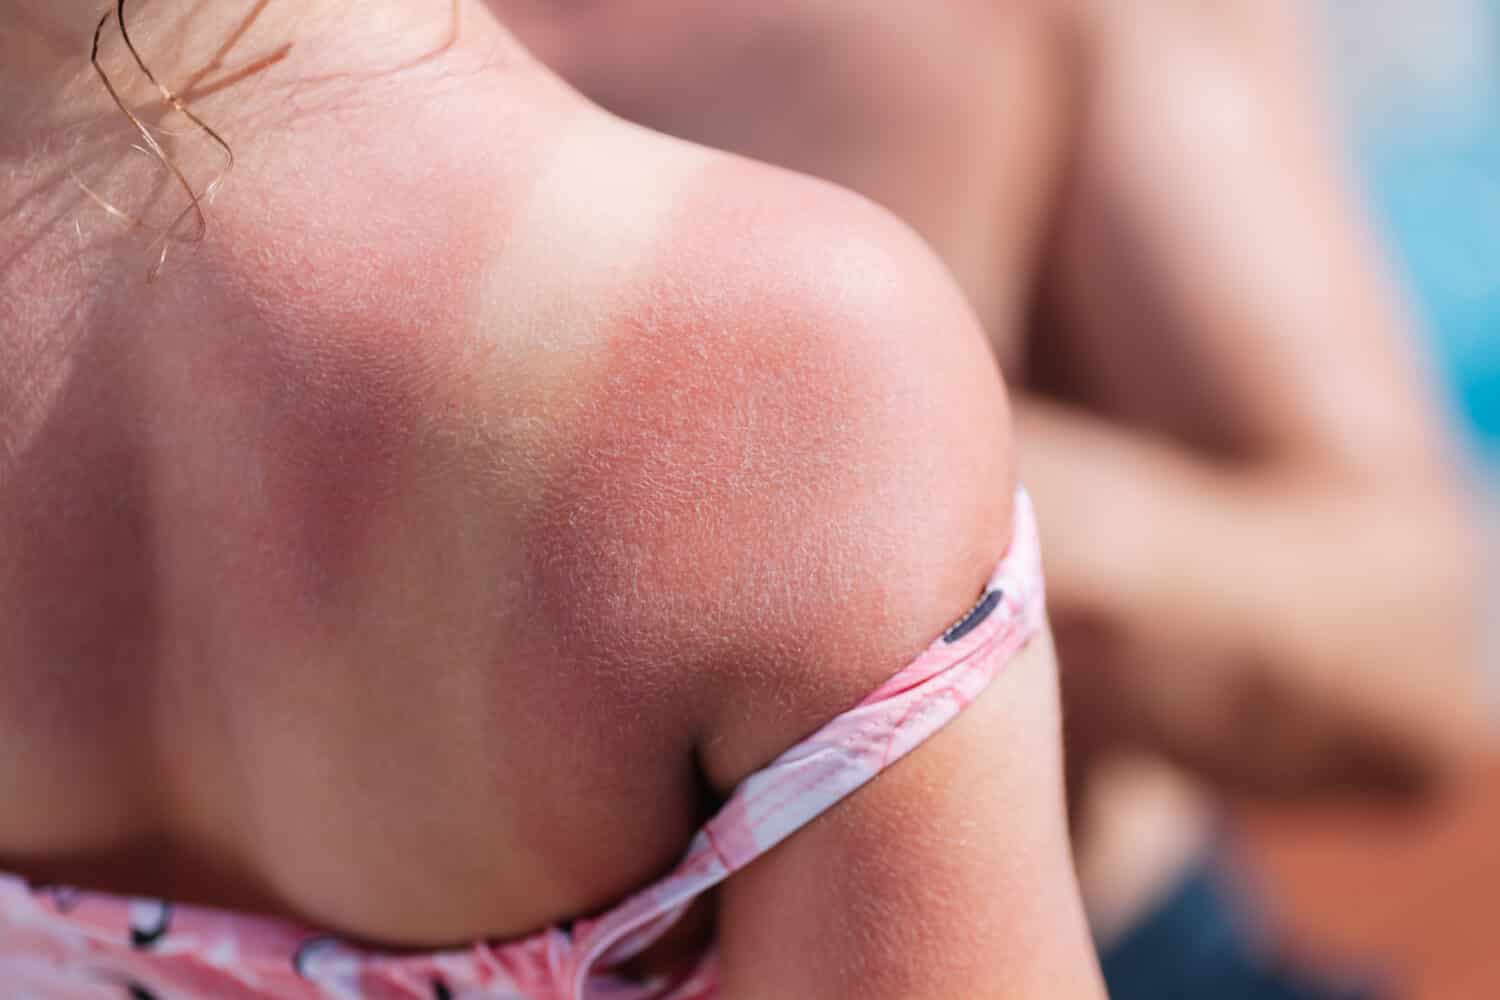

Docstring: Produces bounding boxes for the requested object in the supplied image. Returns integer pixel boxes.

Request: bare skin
[0,2,1103,994]
[496,0,1490,936]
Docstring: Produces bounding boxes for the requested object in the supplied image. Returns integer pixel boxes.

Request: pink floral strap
[567,489,1046,995]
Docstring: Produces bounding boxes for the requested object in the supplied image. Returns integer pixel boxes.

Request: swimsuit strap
[0,490,1045,1000]
[567,489,1046,995]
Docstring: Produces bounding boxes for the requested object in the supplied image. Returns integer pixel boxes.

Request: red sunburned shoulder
[517,156,1018,789]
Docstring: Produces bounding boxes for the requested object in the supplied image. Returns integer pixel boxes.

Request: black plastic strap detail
[943,589,1002,644]
[130,902,172,950]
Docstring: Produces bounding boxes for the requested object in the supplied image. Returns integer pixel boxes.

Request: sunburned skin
[503,0,1489,957]
[525,154,1015,791]
[181,106,543,622]
[0,1,1031,971]
[0,20,681,940]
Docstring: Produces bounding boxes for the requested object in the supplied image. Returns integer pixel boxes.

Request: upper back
[0,5,1014,951]
[1,21,709,943]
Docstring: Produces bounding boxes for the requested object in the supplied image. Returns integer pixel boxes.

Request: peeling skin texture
[0,5,1022,961]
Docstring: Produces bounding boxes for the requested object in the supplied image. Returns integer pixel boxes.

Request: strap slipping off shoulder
[566,488,1047,994]
[0,491,1045,1000]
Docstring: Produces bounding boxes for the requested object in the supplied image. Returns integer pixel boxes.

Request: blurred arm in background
[1027,0,1490,797]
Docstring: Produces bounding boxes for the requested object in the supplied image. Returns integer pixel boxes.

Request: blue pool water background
[1367,125,1500,464]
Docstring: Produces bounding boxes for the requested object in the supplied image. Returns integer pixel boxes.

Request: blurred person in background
[497,0,1493,995]
[1323,0,1500,702]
